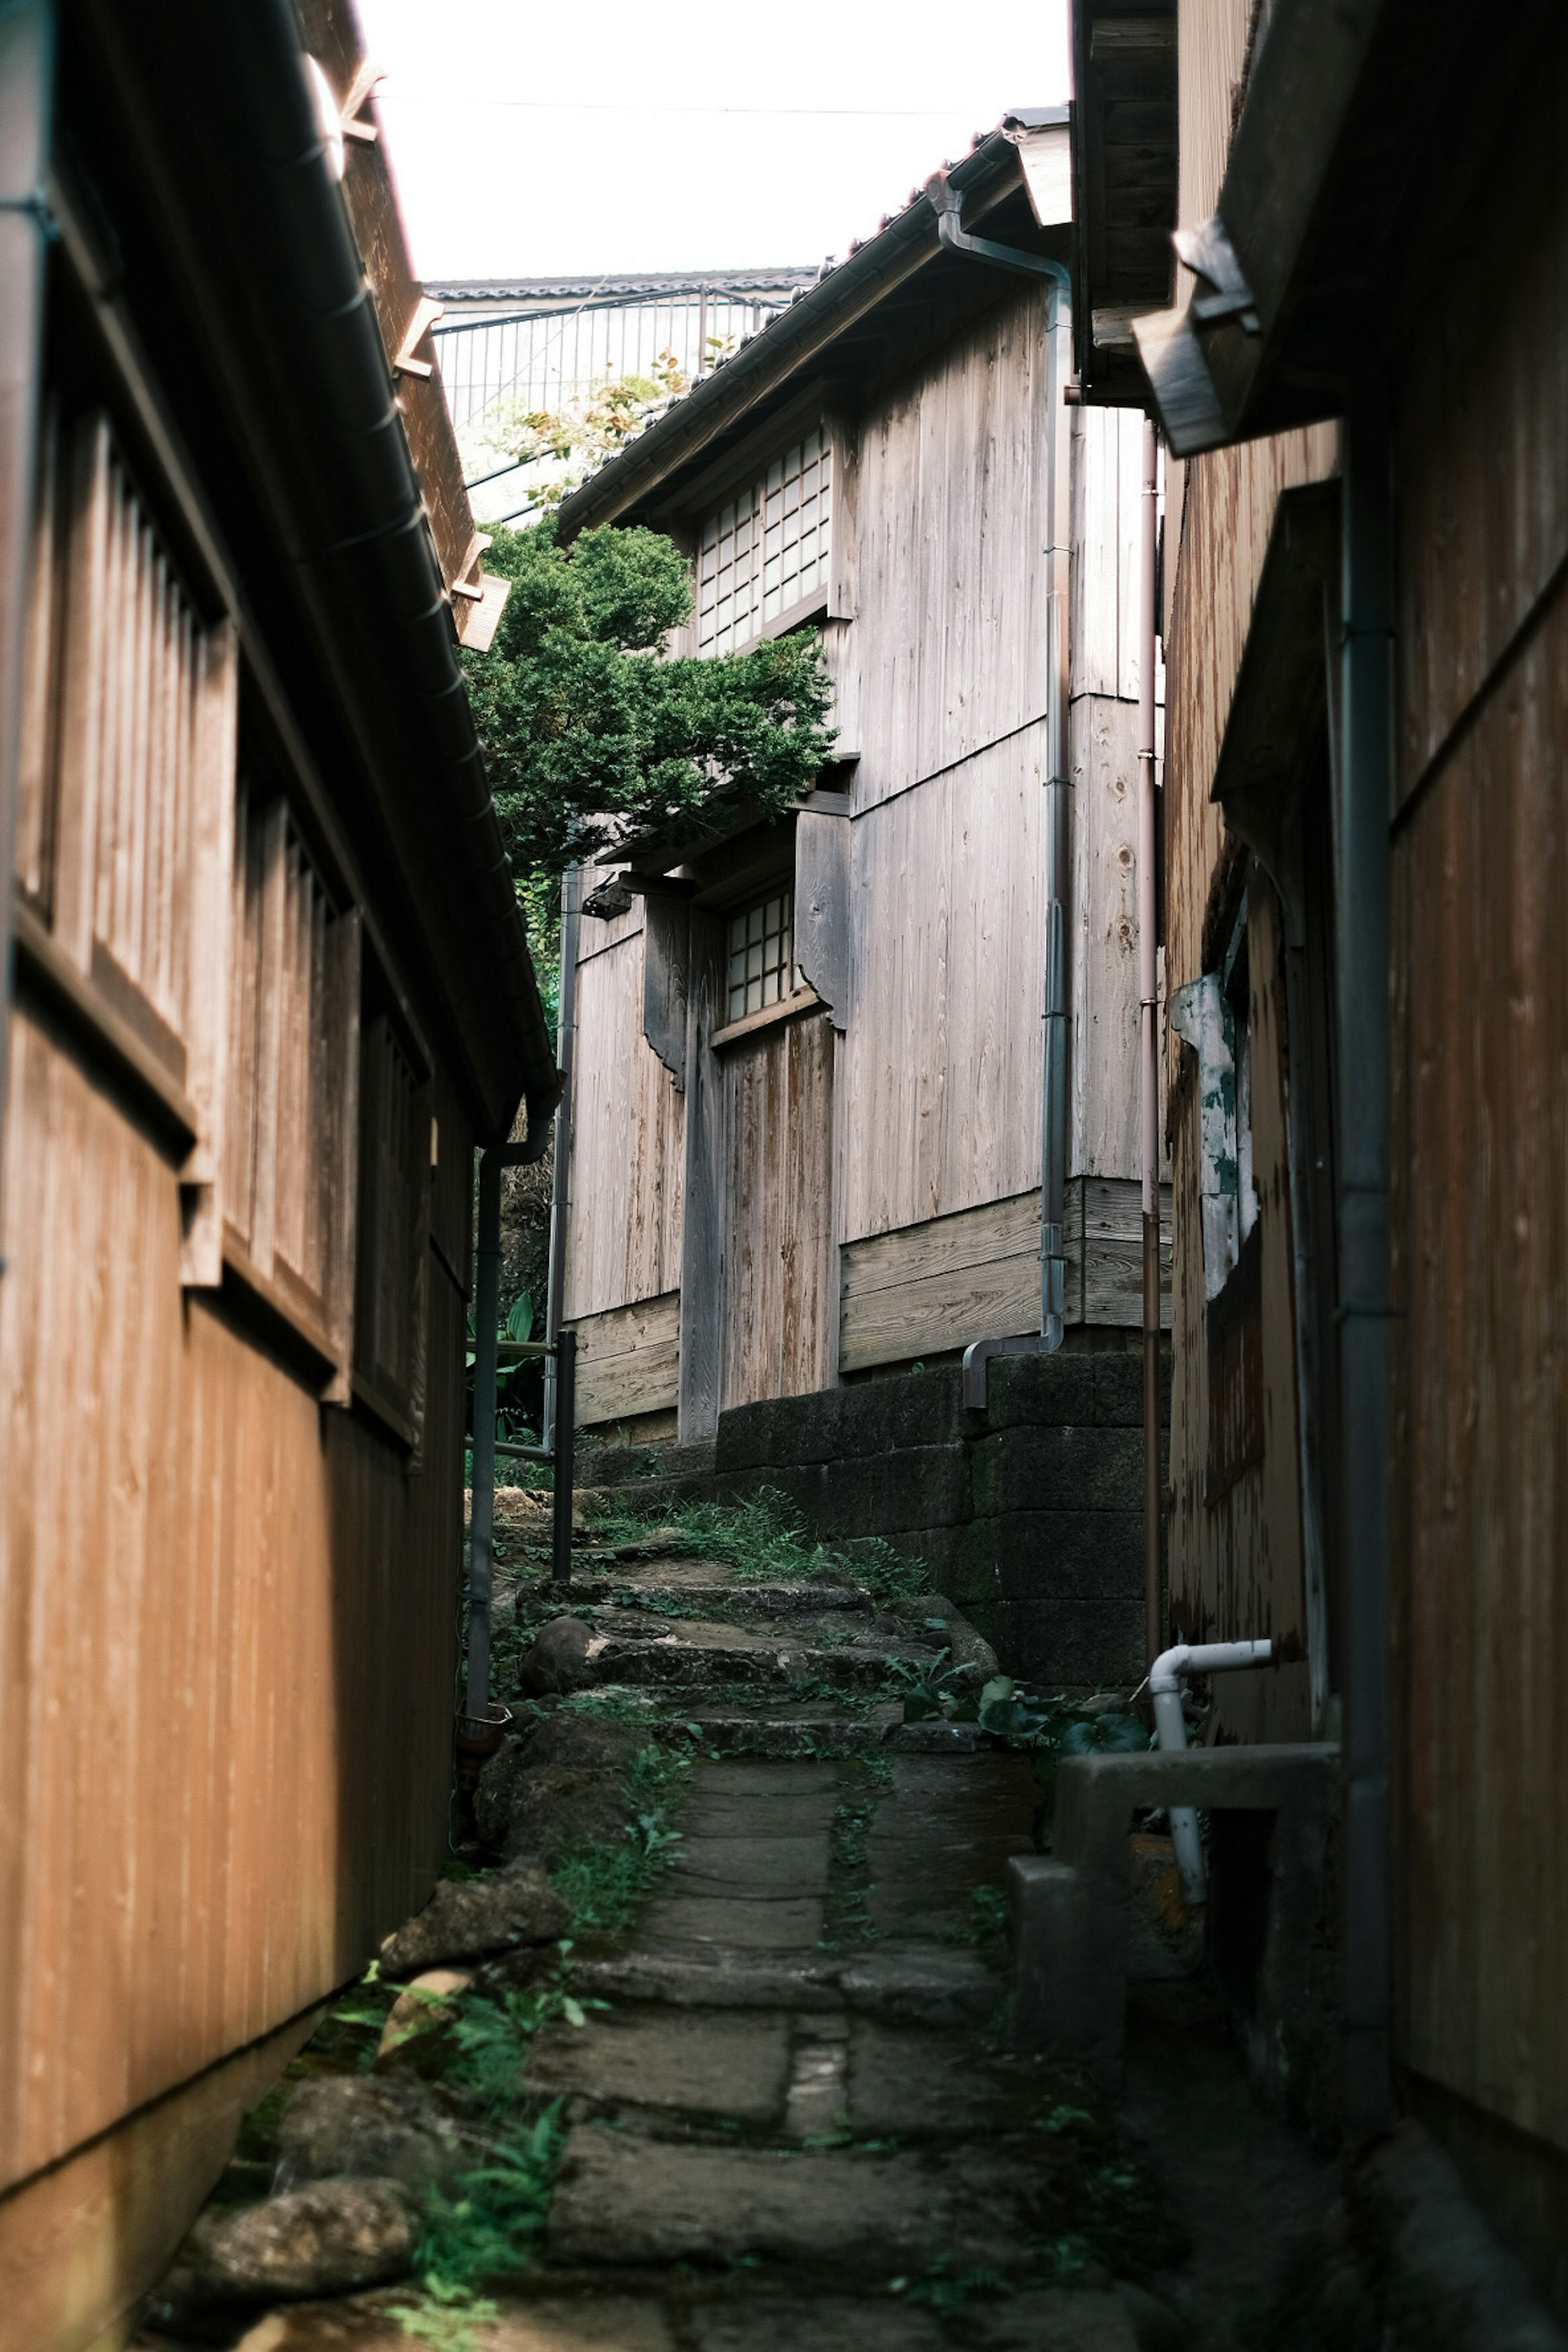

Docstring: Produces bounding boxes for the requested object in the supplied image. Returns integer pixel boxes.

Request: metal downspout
[932,173,1073,1401]
[1337,374,1393,2140]
[1138,419,1161,1662]
[1038,257,1072,1354]
[0,0,52,1262]
[543,862,581,1448]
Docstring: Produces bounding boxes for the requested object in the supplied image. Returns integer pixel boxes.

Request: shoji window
[225,782,361,1385]
[352,1010,431,1445]
[16,407,237,1210]
[695,427,832,655]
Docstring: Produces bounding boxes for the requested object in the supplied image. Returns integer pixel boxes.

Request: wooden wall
[1388,17,1568,2209]
[564,884,685,1325]
[0,1001,465,2216]
[721,1009,835,1408]
[566,273,1163,1413]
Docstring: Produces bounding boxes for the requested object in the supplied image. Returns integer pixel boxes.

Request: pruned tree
[463,517,836,881]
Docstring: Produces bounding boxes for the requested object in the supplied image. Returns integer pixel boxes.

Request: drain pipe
[1338,366,1393,2143]
[1151,1637,1273,1903]
[929,177,1074,1401]
[1138,419,1161,1662]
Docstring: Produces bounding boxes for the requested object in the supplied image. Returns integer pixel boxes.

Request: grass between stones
[579,1484,931,1603]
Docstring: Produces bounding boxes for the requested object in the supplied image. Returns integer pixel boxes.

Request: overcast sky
[356,0,1070,281]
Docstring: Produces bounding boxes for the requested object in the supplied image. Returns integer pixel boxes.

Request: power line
[380,93,977,118]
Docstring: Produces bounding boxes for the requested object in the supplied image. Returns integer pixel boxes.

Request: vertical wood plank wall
[1156,0,1341,1737]
[0,1003,466,2203]
[721,1011,835,1406]
[564,883,685,1325]
[1388,22,1568,2193]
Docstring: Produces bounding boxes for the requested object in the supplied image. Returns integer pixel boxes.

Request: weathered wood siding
[850,288,1055,805]
[1164,886,1310,1739]
[564,899,685,1325]
[1388,22,1568,2188]
[573,1290,680,1426]
[842,728,1047,1240]
[839,1177,1171,1373]
[721,1010,835,1407]
[0,1003,466,2200]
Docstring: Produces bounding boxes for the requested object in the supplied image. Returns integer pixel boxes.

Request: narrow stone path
[137,1539,1337,2352]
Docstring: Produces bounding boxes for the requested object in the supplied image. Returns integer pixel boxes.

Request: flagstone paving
[138,1546,1339,2352]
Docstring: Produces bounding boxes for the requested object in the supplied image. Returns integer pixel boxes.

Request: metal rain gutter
[0,0,53,1265]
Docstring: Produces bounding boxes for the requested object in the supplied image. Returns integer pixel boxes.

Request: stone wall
[710,1356,1161,1690]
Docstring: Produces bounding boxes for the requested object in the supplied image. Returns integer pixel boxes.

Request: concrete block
[984,1512,1144,1601]
[981,1354,1096,1433]
[991,1597,1144,1690]
[815,1447,970,1540]
[835,1368,968,1456]
[1013,1745,1340,2085]
[971,1425,1143,1517]
[1090,1355,1143,1428]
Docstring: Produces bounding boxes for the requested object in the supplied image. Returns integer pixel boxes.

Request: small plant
[581,1486,929,1603]
[544,1741,692,1938]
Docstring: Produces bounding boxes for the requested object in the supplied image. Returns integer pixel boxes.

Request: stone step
[569,1942,1001,2027]
[546,2128,1061,2279]
[578,1623,944,1696]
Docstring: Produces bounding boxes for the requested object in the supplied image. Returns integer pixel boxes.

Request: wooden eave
[1208,482,1340,891]
[1067,0,1178,408]
[1132,0,1559,455]
[58,0,558,1145]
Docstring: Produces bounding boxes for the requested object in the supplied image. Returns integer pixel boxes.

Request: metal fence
[430,272,815,437]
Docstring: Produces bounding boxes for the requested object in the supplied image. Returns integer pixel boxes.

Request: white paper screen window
[727,889,794,1022]
[696,428,831,656]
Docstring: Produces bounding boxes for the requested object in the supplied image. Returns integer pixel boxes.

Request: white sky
[356,0,1070,281]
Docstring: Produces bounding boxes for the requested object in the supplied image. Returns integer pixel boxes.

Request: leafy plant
[465,520,836,882]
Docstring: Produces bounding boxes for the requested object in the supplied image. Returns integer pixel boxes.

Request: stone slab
[526,2007,789,2123]
[638,1892,824,1950]
[847,2022,1047,2137]
[235,2297,675,2351]
[547,2132,1038,2272]
[836,1947,1002,2027]
[690,2297,948,2350]
[667,1834,829,1895]
[959,2290,1142,2350]
[570,1952,843,2011]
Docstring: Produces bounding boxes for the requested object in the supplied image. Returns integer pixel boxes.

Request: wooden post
[551,1329,575,1587]
[466,1145,502,1718]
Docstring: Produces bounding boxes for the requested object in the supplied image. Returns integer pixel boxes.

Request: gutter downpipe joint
[931,176,1074,1399]
[1151,1637,1274,1903]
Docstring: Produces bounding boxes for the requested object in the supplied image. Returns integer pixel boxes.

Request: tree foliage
[463,518,837,878]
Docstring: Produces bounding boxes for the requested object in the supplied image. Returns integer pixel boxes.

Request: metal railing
[465,1142,577,1724]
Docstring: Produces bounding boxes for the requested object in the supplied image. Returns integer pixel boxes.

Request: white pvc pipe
[1150,1639,1273,1903]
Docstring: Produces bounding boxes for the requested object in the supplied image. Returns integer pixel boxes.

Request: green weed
[545,1742,692,1938]
[581,1486,929,1602]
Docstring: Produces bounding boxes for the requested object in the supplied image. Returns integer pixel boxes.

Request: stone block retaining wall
[584,1356,1167,1691]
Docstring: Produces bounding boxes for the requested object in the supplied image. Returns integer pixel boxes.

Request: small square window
[727,887,794,1023]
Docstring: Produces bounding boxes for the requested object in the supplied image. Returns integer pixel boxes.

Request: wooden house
[550,111,1170,1446]
[1079,0,1568,2307]
[0,1,556,2343]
